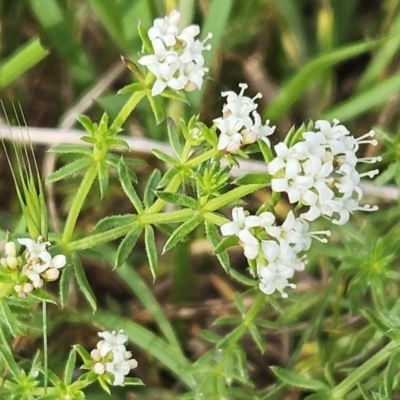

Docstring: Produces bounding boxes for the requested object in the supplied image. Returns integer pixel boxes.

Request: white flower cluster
[0,236,66,297]
[91,330,138,386]
[214,83,276,153]
[268,119,381,225]
[221,207,330,297]
[138,10,212,96]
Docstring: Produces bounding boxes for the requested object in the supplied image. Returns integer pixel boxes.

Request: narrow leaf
[97,162,109,199]
[48,144,91,155]
[0,299,20,337]
[154,191,198,209]
[115,224,143,268]
[214,235,239,254]
[143,169,161,208]
[59,261,73,308]
[45,158,91,184]
[118,157,143,212]
[271,366,329,392]
[167,117,183,156]
[205,221,230,273]
[163,214,203,253]
[152,149,178,165]
[249,323,266,353]
[64,348,77,385]
[72,254,97,311]
[95,214,137,231]
[0,38,49,89]
[145,225,158,280]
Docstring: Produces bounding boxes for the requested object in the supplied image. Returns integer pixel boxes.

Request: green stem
[139,208,194,224]
[110,91,146,133]
[217,291,266,348]
[205,184,265,212]
[62,165,97,245]
[185,148,219,168]
[66,223,134,252]
[66,208,195,252]
[42,301,48,394]
[147,173,182,214]
[331,340,398,399]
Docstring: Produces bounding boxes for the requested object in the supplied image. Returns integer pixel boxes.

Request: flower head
[91,330,138,386]
[214,83,275,153]
[138,10,212,96]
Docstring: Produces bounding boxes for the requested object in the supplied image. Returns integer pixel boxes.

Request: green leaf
[0,38,49,90]
[143,169,161,208]
[271,366,329,392]
[0,299,20,336]
[163,214,203,253]
[72,254,97,311]
[383,349,400,397]
[146,92,165,125]
[115,224,143,268]
[258,139,274,163]
[118,158,143,212]
[248,323,265,353]
[323,71,400,122]
[59,262,73,308]
[123,377,145,386]
[64,348,77,385]
[74,344,92,365]
[45,158,91,184]
[161,89,189,103]
[214,235,239,254]
[87,0,127,50]
[154,191,198,209]
[158,167,180,188]
[228,268,257,287]
[30,289,57,304]
[97,162,109,199]
[205,221,230,273]
[167,117,183,156]
[145,225,158,280]
[0,344,20,377]
[48,144,91,155]
[264,37,385,121]
[77,115,96,136]
[138,20,153,53]
[30,0,95,88]
[95,214,137,231]
[151,149,178,165]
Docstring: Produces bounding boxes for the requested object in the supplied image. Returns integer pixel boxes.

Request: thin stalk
[217,292,266,348]
[185,148,219,168]
[110,91,146,133]
[42,301,48,394]
[139,208,194,224]
[62,165,97,245]
[331,340,398,399]
[147,173,182,214]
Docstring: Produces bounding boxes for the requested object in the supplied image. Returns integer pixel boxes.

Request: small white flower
[98,330,128,358]
[138,10,212,96]
[106,358,133,386]
[214,83,275,153]
[221,207,262,259]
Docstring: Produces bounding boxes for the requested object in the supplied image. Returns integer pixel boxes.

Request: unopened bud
[94,362,106,375]
[5,242,16,257]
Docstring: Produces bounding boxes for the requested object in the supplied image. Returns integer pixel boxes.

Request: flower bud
[42,268,60,281]
[6,256,18,270]
[94,362,106,375]
[5,242,16,257]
